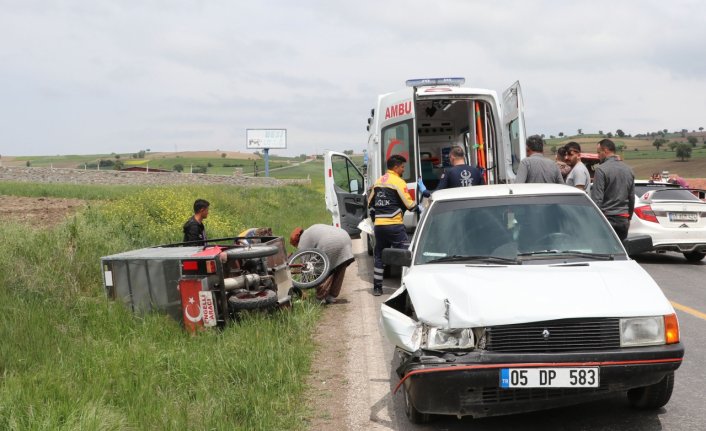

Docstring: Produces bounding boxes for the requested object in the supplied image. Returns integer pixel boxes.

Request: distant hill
[544,134,706,179]
[147,151,260,160]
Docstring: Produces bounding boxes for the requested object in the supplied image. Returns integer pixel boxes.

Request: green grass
[269,160,326,191]
[0,182,146,200]
[0,183,331,430]
[131,157,291,175]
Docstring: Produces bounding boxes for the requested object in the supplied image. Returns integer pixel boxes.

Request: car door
[502,81,527,181]
[324,151,366,237]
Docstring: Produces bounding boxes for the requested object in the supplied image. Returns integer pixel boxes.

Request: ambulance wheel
[228,289,277,310]
[225,245,279,260]
[289,248,330,289]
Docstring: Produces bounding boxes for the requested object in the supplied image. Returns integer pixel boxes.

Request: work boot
[373,286,383,296]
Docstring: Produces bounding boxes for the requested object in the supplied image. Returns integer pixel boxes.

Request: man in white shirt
[563,142,591,193]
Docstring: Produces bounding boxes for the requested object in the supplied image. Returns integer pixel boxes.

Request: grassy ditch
[0,184,330,430]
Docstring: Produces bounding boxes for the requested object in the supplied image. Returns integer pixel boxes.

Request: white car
[630,181,706,261]
[381,184,683,423]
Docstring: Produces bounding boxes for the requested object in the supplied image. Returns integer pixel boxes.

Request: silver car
[629,181,706,261]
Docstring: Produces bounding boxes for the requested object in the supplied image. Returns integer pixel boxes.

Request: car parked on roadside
[629,181,706,262]
[381,184,683,423]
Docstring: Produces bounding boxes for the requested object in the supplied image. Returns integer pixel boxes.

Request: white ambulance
[325,77,527,241]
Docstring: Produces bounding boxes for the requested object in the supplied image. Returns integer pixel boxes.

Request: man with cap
[290,224,354,304]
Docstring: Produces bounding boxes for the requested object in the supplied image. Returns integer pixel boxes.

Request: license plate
[669,212,698,222]
[500,367,599,388]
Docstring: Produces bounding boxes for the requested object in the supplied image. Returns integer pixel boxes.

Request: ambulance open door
[324,151,366,237]
[501,81,527,182]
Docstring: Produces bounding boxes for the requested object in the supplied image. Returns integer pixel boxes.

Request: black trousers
[373,224,408,290]
[606,215,630,241]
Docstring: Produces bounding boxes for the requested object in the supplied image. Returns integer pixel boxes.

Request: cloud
[2,0,706,156]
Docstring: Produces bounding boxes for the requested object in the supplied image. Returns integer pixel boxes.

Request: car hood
[400,260,674,328]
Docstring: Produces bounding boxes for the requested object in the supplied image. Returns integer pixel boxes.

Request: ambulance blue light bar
[405,77,465,87]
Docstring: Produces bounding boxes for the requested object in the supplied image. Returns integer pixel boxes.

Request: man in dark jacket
[436,146,484,190]
[183,198,209,245]
[590,139,635,240]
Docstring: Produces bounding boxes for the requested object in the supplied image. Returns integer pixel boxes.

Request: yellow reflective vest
[367,170,416,226]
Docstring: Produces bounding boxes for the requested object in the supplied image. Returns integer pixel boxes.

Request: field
[0,181,331,430]
[2,151,320,177]
[544,135,706,178]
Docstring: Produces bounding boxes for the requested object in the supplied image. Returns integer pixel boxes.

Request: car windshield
[414,194,626,264]
[635,185,700,201]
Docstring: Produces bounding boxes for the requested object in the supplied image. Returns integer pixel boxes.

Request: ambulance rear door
[324,151,366,237]
[501,81,526,182]
[378,88,418,228]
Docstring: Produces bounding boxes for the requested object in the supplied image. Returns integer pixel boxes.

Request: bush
[173,164,184,172]
[192,166,207,174]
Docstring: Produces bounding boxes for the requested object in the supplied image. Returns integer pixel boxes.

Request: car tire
[683,251,706,262]
[225,245,279,260]
[627,371,674,410]
[402,383,431,424]
[228,289,278,310]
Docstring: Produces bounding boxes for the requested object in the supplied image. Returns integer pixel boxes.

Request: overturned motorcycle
[101,235,329,333]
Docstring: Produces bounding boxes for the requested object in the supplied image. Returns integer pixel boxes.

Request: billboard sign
[246,129,287,149]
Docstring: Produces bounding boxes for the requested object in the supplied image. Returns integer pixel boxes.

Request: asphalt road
[363,250,706,431]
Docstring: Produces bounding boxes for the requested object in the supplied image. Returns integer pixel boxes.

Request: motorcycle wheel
[288,248,330,289]
[228,289,278,310]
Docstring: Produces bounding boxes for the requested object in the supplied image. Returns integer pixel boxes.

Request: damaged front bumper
[394,344,684,418]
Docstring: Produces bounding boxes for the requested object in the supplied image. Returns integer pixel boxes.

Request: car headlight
[620,316,665,347]
[425,327,475,350]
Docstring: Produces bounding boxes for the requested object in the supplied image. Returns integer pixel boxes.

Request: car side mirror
[382,248,412,267]
[623,235,653,256]
[349,179,360,193]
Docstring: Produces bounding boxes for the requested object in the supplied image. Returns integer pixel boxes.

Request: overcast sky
[2,0,706,157]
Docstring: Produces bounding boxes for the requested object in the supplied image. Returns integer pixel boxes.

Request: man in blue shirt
[436,146,485,190]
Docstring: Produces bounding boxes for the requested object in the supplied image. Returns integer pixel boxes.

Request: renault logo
[542,329,550,339]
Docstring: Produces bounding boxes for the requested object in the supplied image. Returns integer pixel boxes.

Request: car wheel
[228,289,278,311]
[627,371,674,410]
[683,251,706,262]
[402,383,431,424]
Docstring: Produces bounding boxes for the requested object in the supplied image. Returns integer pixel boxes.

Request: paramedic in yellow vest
[367,155,417,296]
